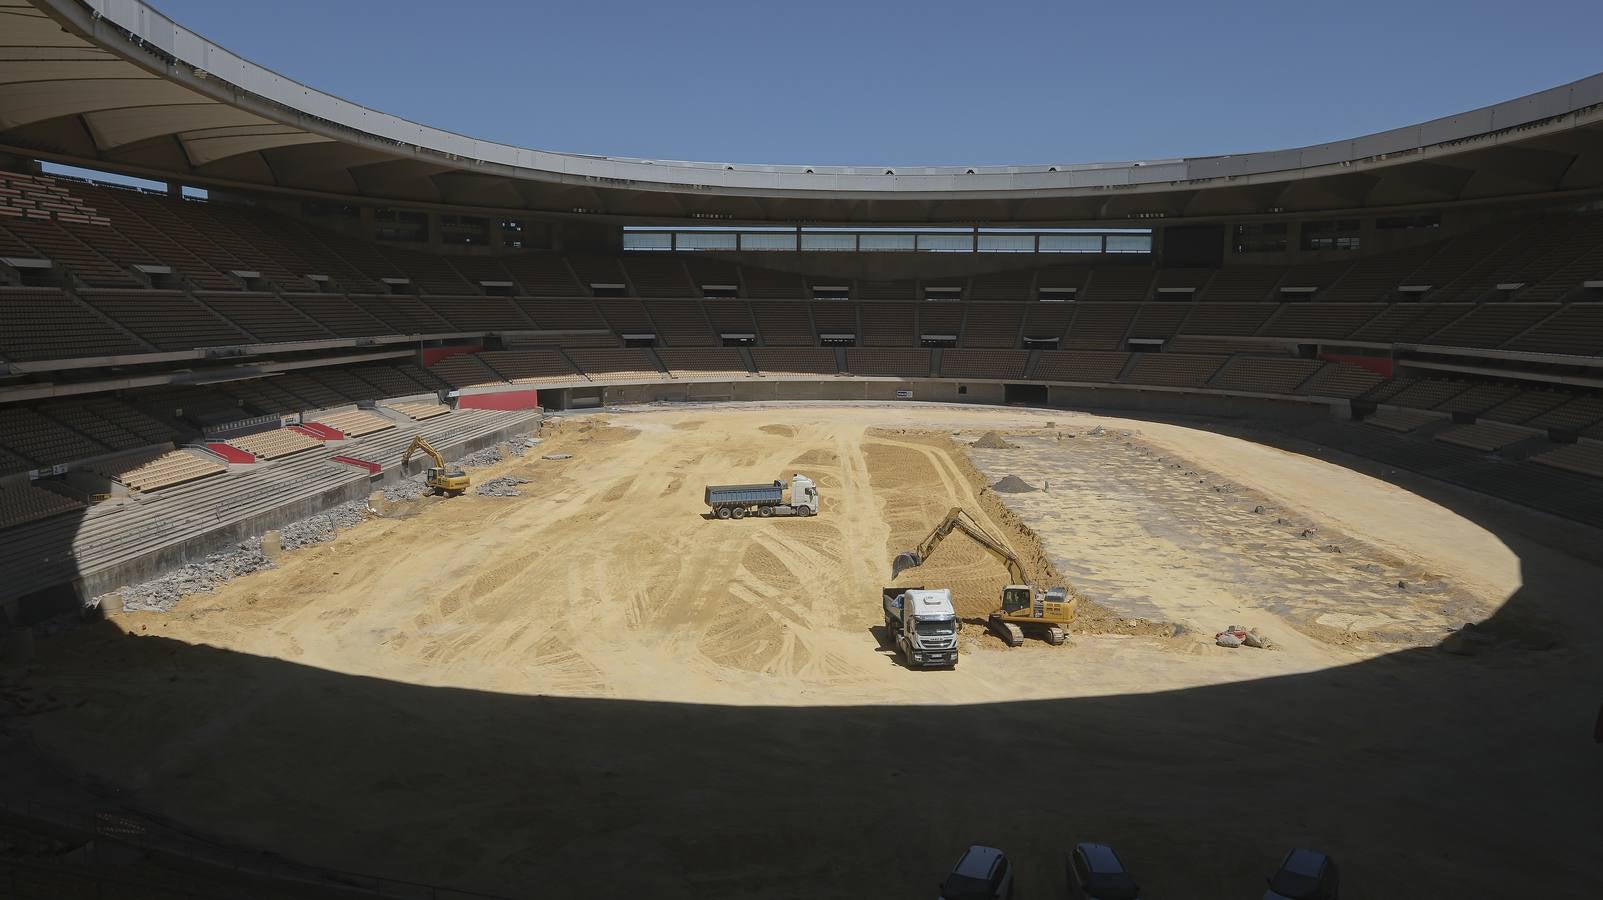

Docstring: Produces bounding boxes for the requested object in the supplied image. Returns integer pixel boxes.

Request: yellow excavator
[401,435,471,496]
[891,507,1076,646]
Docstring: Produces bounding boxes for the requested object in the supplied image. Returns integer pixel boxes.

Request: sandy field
[8,403,1602,898]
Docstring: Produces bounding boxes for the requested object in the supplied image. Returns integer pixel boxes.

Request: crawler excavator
[401,435,471,496]
[891,507,1076,646]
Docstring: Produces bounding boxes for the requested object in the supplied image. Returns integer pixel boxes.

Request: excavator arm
[891,507,1028,584]
[402,435,445,469]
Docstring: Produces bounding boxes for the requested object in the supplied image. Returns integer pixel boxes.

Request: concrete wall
[14,415,542,625]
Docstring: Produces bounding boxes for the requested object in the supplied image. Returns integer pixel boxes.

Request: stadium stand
[844,348,931,377]
[1436,422,1539,452]
[644,300,718,345]
[75,289,250,349]
[1123,354,1228,388]
[0,406,114,468]
[860,302,918,346]
[477,350,585,384]
[421,296,535,331]
[704,299,758,336]
[0,482,83,529]
[1422,303,1559,348]
[1531,442,1603,479]
[1030,350,1130,383]
[564,348,664,381]
[1525,396,1603,433]
[518,298,609,331]
[314,409,395,437]
[228,428,324,460]
[749,348,840,376]
[386,401,451,420]
[969,267,1037,301]
[623,256,696,297]
[196,292,330,343]
[1299,362,1386,399]
[502,253,585,296]
[1436,383,1524,415]
[1127,303,1193,340]
[919,302,966,340]
[90,448,226,493]
[656,348,752,378]
[741,265,808,299]
[1366,409,1443,432]
[1503,304,1603,356]
[427,354,506,388]
[940,350,1031,380]
[1478,389,1578,425]
[1350,303,1471,343]
[1195,268,1281,302]
[1209,357,1325,394]
[0,286,149,360]
[1261,304,1384,339]
[958,304,1023,347]
[1178,303,1276,336]
[1064,304,1136,349]
[1081,266,1154,302]
[1385,379,1472,409]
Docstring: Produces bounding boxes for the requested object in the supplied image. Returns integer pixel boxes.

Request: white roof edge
[51,0,1603,195]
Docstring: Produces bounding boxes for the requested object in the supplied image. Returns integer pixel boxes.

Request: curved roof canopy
[3,0,1603,224]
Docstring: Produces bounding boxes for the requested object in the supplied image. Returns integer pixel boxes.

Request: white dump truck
[704,474,819,519]
[881,587,959,668]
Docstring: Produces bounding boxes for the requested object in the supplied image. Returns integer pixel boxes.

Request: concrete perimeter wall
[27,414,542,623]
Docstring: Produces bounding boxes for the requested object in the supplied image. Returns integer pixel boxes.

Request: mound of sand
[992,474,1037,493]
[973,431,1016,449]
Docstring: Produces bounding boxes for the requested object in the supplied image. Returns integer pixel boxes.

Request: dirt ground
[7,403,1602,898]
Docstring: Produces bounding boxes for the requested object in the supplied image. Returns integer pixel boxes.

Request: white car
[938,844,1014,900]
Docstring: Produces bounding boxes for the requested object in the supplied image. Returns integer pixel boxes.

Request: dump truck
[401,434,470,496]
[704,473,819,519]
[882,587,959,668]
[892,507,1075,646]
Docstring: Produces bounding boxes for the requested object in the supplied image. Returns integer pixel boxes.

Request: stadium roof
[3,0,1603,225]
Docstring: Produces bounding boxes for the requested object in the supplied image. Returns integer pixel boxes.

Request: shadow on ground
[3,412,1601,899]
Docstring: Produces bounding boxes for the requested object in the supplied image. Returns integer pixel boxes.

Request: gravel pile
[972,431,1016,449]
[506,437,542,458]
[383,476,428,502]
[456,445,505,467]
[476,476,530,498]
[112,539,274,612]
[278,500,369,551]
[991,474,1038,493]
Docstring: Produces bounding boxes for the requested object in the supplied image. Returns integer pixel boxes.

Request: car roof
[1077,842,1126,872]
[1282,848,1328,877]
[954,845,1004,878]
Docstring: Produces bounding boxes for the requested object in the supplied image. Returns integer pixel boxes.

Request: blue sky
[147,0,1603,167]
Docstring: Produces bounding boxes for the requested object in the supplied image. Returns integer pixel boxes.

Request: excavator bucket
[890,551,924,579]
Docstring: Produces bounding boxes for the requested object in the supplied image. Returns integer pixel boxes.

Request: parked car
[1264,848,1340,900]
[1066,841,1140,899]
[939,844,1014,900]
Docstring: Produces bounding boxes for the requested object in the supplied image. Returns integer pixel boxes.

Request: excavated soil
[13,405,1599,899]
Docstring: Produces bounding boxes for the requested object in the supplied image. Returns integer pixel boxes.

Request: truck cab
[883,588,959,668]
[789,473,819,515]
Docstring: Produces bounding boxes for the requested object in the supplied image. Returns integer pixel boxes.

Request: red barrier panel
[332,456,382,474]
[421,345,482,366]
[293,423,345,440]
[457,388,540,411]
[1320,352,1393,377]
[206,442,255,464]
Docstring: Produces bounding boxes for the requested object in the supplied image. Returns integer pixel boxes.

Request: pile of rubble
[383,476,428,502]
[279,500,370,551]
[991,475,1038,493]
[475,476,530,498]
[1215,624,1275,650]
[972,431,1017,449]
[111,538,275,612]
[456,445,505,467]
